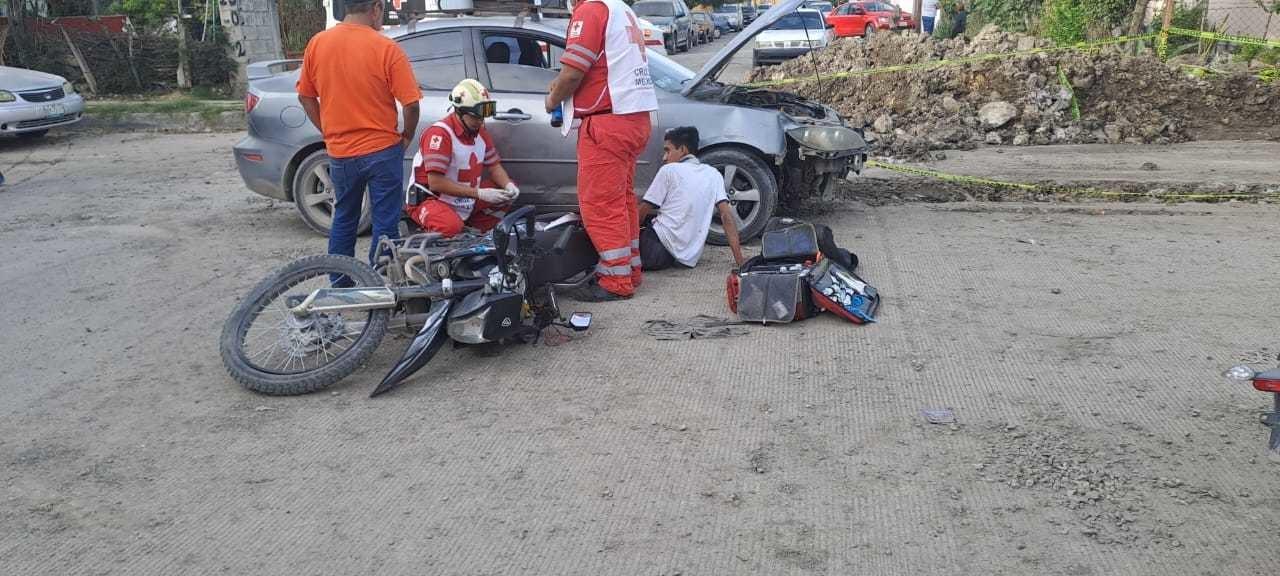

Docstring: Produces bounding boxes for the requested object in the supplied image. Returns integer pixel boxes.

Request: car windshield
[808,2,833,11]
[647,51,696,94]
[870,3,895,11]
[714,4,737,12]
[769,11,824,30]
[633,2,675,17]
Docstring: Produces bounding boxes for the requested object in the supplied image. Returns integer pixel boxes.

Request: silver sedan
[233,0,866,243]
[0,66,85,137]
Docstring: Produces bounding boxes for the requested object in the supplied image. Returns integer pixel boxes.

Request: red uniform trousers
[577,112,651,297]
[407,196,509,237]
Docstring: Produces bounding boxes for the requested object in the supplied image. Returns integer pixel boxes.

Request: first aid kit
[726,219,878,326]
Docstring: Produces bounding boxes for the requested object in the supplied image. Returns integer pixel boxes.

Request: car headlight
[0,90,14,103]
[878,17,890,24]
[787,126,866,153]
[63,81,76,95]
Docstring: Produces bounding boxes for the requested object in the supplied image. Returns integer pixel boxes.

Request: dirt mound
[748,26,1280,159]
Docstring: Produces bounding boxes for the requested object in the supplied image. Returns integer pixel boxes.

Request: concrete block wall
[218,0,285,92]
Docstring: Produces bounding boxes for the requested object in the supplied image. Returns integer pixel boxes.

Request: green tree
[109,0,176,29]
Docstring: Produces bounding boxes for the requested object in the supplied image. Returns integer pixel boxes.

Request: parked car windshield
[648,51,696,93]
[807,2,834,12]
[715,4,739,12]
[769,11,825,30]
[867,2,897,11]
[634,2,675,17]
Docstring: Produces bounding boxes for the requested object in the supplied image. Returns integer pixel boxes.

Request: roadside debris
[922,408,957,424]
[750,26,1280,159]
[642,315,750,340]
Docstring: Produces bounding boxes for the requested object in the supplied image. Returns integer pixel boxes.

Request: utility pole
[913,0,923,32]
[177,0,193,89]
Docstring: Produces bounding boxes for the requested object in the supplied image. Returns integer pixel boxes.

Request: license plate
[43,104,66,118]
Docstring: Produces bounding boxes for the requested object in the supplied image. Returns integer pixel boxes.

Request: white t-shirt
[922,0,940,17]
[642,156,728,268]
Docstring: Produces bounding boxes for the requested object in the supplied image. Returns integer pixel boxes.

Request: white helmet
[449,78,496,118]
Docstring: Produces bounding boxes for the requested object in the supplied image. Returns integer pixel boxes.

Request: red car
[828,1,908,37]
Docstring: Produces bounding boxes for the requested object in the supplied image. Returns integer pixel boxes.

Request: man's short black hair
[664,126,699,155]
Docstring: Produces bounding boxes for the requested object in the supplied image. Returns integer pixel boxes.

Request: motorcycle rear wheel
[220,254,390,396]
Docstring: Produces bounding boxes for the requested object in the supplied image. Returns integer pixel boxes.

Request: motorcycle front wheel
[220,254,390,396]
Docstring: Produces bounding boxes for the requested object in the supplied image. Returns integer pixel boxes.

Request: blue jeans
[327,143,404,265]
[923,16,935,34]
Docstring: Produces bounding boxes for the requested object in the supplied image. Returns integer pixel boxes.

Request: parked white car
[0,66,85,137]
[752,8,833,66]
[637,17,669,56]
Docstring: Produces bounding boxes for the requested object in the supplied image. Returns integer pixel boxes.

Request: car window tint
[483,32,563,93]
[400,31,466,91]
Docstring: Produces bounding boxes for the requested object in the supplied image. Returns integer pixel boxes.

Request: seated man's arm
[637,199,658,225]
[716,201,746,268]
[487,163,513,189]
[480,132,513,190]
[427,172,479,199]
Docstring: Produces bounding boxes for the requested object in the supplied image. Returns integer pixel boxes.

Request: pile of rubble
[748,26,1280,158]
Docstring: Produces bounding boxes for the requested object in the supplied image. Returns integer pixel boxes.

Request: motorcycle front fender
[370,299,452,397]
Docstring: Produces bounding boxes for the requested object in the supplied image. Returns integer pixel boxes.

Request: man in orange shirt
[297,0,421,265]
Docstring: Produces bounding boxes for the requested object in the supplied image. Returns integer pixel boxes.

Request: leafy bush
[1040,0,1087,45]
[108,0,177,31]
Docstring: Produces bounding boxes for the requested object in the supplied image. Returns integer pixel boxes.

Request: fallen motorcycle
[220,206,598,397]
[1224,355,1280,457]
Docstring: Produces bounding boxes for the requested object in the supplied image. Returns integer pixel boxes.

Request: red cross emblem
[625,12,648,62]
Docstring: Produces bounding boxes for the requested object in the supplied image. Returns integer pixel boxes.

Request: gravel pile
[748,26,1280,159]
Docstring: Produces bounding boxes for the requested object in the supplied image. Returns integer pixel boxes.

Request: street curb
[77,110,246,134]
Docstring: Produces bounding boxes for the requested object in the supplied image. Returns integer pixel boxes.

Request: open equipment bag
[726,218,876,325]
[728,257,815,324]
[808,258,878,324]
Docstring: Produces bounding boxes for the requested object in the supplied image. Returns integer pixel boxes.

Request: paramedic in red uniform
[546,0,659,302]
[405,79,520,237]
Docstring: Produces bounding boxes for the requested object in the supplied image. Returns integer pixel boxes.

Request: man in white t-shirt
[638,127,746,270]
[922,0,939,33]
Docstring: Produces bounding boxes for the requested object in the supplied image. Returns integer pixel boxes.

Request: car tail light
[245,91,260,114]
[1255,377,1280,393]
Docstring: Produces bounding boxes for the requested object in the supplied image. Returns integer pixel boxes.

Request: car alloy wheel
[292,150,373,237]
[700,148,779,245]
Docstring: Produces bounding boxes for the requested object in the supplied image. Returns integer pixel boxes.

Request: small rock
[1013,133,1031,146]
[873,114,894,134]
[1050,288,1062,294]
[978,101,1019,129]
[942,95,961,113]
[1141,161,1158,171]
[253,406,275,412]
[985,131,1003,145]
[678,424,688,432]
[1104,123,1125,143]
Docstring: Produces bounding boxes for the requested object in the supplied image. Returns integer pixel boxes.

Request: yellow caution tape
[865,159,1280,201]
[1166,27,1280,50]
[742,33,1158,89]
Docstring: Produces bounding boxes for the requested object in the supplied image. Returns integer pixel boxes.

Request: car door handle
[494,110,532,122]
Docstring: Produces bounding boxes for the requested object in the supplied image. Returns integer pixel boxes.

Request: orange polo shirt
[296,23,422,159]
